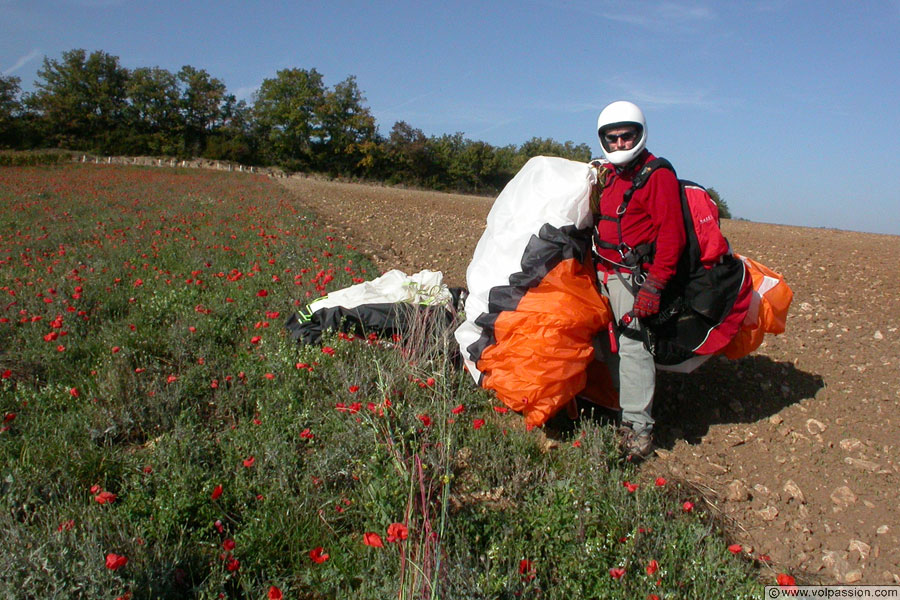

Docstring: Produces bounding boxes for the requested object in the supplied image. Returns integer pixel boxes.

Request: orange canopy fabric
[721,254,793,359]
[477,256,613,427]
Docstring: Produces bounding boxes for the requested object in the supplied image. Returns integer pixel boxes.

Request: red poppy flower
[257,289,268,297]
[363,532,384,547]
[609,567,626,579]
[418,414,432,427]
[649,595,660,600]
[4,412,16,424]
[322,346,335,355]
[682,501,694,512]
[1,370,11,379]
[309,546,329,563]
[264,373,275,379]
[111,346,120,353]
[242,456,255,468]
[572,440,582,448]
[728,543,742,554]
[451,404,465,415]
[655,477,667,487]
[472,418,485,430]
[166,375,177,384]
[776,573,796,587]
[425,377,435,386]
[519,559,533,574]
[57,519,75,532]
[214,519,224,533]
[623,481,638,493]
[211,484,223,500]
[386,522,408,542]
[268,587,283,600]
[105,553,128,570]
[250,336,261,344]
[645,559,659,575]
[348,385,359,393]
[300,428,314,439]
[69,387,79,397]
[226,557,240,572]
[492,406,508,414]
[94,491,117,504]
[223,539,236,551]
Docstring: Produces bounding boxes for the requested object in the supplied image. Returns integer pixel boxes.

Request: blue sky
[3,0,900,235]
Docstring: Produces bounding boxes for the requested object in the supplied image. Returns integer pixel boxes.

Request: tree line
[0,48,731,216]
[0,49,591,194]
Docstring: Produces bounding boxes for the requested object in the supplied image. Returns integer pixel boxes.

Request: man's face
[603,126,638,151]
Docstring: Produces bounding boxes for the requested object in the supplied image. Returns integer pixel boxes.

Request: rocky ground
[279,175,900,585]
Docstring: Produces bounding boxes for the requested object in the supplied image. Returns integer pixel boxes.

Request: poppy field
[0,164,770,598]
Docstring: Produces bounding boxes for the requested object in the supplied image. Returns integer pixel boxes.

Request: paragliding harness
[593,158,748,365]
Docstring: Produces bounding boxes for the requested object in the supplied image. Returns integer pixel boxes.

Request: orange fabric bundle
[721,254,793,359]
[477,257,613,427]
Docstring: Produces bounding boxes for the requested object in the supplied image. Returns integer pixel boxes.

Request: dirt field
[279,175,900,585]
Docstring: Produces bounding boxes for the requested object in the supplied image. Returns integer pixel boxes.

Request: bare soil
[279,175,900,585]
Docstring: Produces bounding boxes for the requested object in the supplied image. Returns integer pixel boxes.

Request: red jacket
[595,151,685,285]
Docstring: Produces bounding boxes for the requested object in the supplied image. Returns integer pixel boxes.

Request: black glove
[633,273,664,319]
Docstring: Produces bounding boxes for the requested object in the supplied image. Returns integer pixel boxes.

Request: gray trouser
[598,271,655,433]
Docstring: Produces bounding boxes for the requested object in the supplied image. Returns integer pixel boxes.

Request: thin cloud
[470,116,524,139]
[605,75,718,110]
[383,90,441,113]
[376,69,477,114]
[3,49,41,76]
[529,0,715,31]
[65,0,127,6]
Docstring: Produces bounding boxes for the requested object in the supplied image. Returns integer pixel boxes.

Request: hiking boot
[617,422,654,463]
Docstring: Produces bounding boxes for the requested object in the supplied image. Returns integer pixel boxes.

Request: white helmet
[597,101,647,166]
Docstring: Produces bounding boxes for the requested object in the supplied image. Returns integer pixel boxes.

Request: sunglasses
[604,131,637,144]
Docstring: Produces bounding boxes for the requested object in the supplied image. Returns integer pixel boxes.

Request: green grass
[0,164,768,599]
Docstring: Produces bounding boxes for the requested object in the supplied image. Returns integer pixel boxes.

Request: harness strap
[593,157,676,279]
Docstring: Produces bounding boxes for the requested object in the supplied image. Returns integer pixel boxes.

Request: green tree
[176,66,227,156]
[252,68,326,170]
[313,76,377,174]
[205,95,258,164]
[423,132,467,190]
[454,140,503,192]
[385,121,434,185]
[705,187,732,219]
[125,66,182,154]
[26,49,129,151]
[518,137,592,164]
[0,75,23,148]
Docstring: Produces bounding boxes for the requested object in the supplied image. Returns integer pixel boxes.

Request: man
[592,100,686,462]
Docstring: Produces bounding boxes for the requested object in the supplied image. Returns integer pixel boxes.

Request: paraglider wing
[455,157,613,427]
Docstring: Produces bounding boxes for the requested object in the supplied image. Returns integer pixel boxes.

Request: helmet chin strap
[614,150,646,174]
